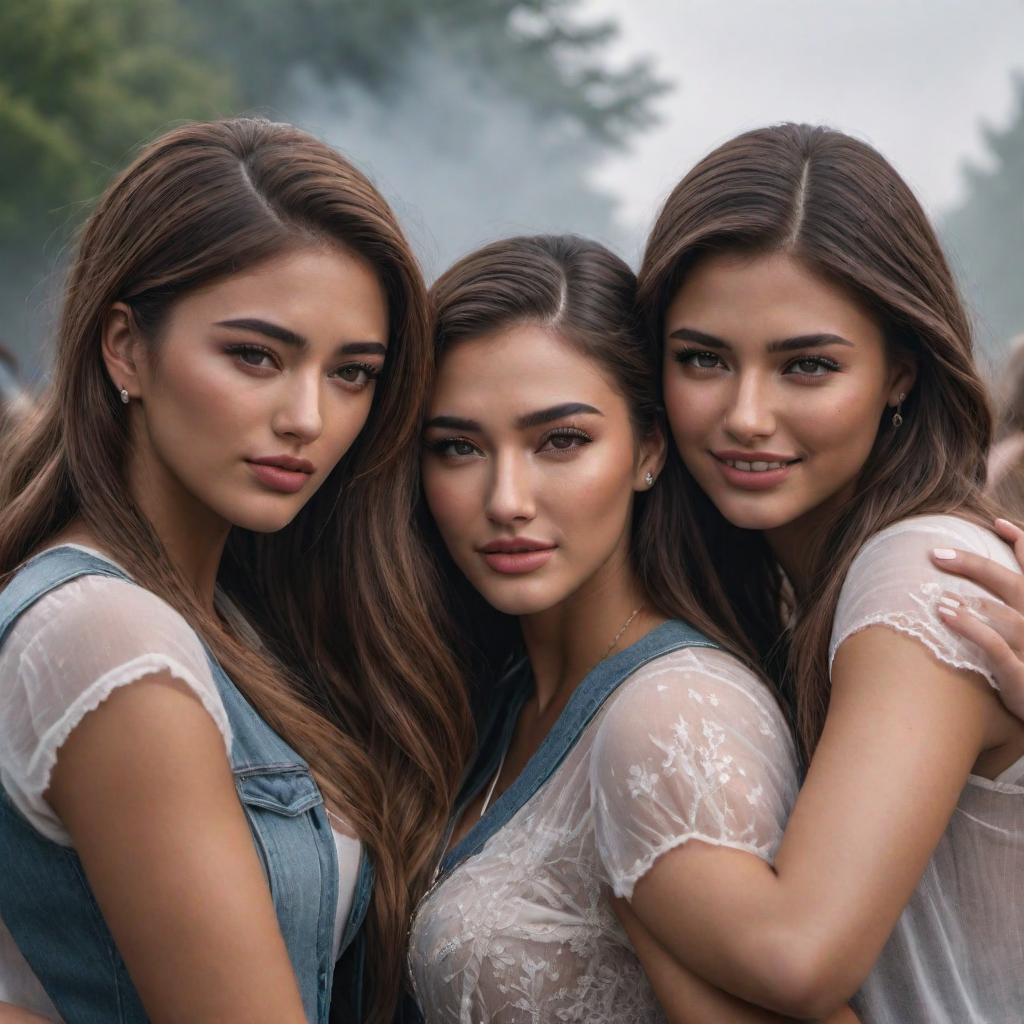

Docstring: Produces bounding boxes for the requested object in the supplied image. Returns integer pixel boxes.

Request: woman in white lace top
[409,234,855,1023]
[0,119,471,1024]
[614,124,1024,1022]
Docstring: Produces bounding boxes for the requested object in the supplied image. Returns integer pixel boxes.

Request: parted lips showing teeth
[718,457,799,472]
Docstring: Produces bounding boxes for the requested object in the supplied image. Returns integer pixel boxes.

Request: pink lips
[478,538,557,575]
[247,455,315,495]
[711,449,801,492]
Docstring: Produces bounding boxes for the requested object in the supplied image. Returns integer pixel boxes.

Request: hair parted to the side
[637,123,997,759]
[0,117,473,1022]
[426,233,736,674]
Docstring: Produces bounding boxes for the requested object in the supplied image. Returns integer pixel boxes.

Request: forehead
[429,322,622,416]
[169,246,388,336]
[665,250,883,347]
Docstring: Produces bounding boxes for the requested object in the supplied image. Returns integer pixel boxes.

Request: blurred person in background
[0,347,31,443]
[0,117,471,1024]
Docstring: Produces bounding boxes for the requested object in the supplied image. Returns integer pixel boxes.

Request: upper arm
[591,647,798,900]
[46,672,306,1024]
[1,579,305,1023]
[623,522,1009,1015]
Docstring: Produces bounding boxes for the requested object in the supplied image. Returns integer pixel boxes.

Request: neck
[126,448,230,612]
[518,545,653,717]
[763,484,853,597]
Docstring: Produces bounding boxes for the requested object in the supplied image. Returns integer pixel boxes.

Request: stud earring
[892,391,906,429]
[119,387,130,405]
[644,471,655,487]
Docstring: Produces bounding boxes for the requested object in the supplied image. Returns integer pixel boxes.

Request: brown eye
[228,344,276,370]
[539,428,592,454]
[676,349,723,370]
[331,362,379,389]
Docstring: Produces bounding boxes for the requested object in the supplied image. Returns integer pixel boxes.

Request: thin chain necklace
[478,604,644,819]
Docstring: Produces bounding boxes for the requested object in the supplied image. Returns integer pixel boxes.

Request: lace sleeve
[0,575,232,844]
[829,514,1020,689]
[590,646,799,900]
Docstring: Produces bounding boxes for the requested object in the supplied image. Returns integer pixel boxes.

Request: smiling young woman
[0,118,471,1024]
[615,124,1024,1022]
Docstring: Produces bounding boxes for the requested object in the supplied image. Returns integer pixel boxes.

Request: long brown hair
[0,117,473,1021]
[638,124,996,758]
[427,234,740,663]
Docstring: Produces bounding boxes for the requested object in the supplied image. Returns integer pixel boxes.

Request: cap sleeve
[829,515,1019,689]
[0,575,232,844]
[590,646,799,900]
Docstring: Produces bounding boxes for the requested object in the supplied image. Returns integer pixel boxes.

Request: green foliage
[0,0,233,250]
[943,76,1024,355]
[179,0,665,146]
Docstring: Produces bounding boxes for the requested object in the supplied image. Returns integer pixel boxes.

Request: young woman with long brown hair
[0,118,471,1024]
[592,124,1024,1022]
[405,233,859,1023]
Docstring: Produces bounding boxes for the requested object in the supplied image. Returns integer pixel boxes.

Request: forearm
[615,894,795,1023]
[616,895,863,1024]
[629,632,992,1015]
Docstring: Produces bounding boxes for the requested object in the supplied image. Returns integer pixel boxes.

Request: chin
[710,494,804,533]
[470,577,567,618]
[226,502,304,534]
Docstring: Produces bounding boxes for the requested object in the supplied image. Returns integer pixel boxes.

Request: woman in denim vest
[406,235,858,1022]
[0,118,471,1024]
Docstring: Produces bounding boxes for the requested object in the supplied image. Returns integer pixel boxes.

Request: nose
[271,371,323,444]
[485,451,536,525]
[723,370,776,444]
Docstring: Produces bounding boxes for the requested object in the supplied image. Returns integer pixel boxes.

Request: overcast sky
[580,0,1024,260]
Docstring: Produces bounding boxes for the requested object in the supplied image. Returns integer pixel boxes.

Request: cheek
[664,378,717,446]
[795,386,884,459]
[153,355,254,436]
[422,465,478,541]
[321,392,375,462]
[551,443,636,534]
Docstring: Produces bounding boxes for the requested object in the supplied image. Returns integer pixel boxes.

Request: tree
[1,0,667,370]
[0,0,233,371]
[942,75,1024,358]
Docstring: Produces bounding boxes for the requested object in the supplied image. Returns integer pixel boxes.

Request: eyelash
[225,345,381,389]
[226,343,278,371]
[424,426,594,460]
[674,348,841,378]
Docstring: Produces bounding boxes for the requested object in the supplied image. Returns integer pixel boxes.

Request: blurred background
[2,0,1023,387]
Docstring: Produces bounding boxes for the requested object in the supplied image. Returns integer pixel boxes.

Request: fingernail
[937,605,956,618]
[938,595,961,611]
[932,548,957,560]
[995,518,1020,533]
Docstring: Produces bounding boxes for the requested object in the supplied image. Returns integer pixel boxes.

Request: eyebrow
[423,402,603,433]
[215,318,386,357]
[668,327,854,353]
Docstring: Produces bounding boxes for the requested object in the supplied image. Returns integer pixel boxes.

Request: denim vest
[0,547,373,1024]
[398,619,717,1022]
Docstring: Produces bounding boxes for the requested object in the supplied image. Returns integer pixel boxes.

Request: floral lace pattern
[408,646,796,1023]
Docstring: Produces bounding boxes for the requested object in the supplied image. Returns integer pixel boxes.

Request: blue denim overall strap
[0,546,350,1023]
[441,619,718,876]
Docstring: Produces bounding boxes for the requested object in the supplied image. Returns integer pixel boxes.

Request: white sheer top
[0,547,361,1020]
[833,516,1024,1023]
[409,514,1024,1023]
[408,644,798,1023]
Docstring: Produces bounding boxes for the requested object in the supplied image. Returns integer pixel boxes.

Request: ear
[100,302,146,402]
[887,349,918,408]
[634,422,668,492]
